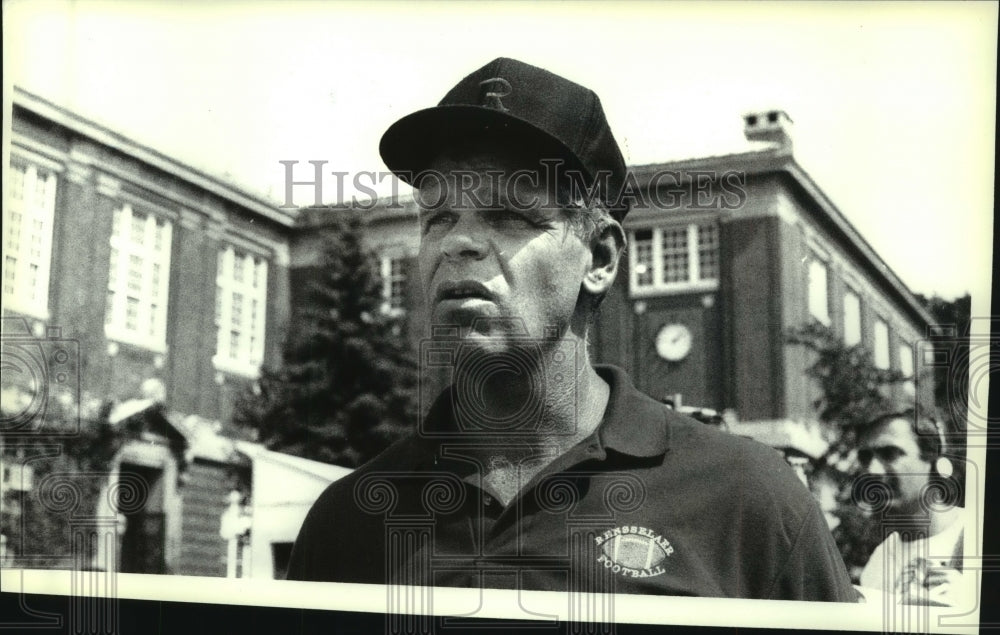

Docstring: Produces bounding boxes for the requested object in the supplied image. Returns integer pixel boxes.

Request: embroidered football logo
[594,525,674,578]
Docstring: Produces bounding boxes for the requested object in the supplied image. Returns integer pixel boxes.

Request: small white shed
[233,442,352,579]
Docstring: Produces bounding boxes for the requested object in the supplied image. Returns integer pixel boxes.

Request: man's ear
[582,222,625,296]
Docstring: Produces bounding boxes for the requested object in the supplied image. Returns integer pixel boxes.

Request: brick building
[602,111,935,451]
[5,87,293,422]
[3,87,296,577]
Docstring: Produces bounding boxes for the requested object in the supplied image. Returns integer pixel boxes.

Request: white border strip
[0,569,980,634]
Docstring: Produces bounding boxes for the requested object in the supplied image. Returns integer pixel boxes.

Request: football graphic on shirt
[602,533,667,570]
[594,525,675,578]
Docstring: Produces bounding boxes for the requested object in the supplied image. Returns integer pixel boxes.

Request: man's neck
[928,505,962,537]
[452,338,611,504]
[895,504,963,540]
[454,339,607,444]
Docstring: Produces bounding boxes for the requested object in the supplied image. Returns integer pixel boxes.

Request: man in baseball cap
[379,56,630,219]
[288,58,856,603]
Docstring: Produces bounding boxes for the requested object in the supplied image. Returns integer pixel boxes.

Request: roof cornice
[630,150,935,329]
[782,160,935,328]
[12,86,295,228]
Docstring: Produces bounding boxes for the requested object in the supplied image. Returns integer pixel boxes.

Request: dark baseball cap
[379,57,630,220]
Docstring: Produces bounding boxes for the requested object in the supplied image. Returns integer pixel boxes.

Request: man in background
[855,409,967,605]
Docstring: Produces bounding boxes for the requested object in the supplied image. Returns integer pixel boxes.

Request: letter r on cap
[479,77,512,112]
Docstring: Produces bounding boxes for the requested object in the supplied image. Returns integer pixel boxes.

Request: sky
[3,0,995,302]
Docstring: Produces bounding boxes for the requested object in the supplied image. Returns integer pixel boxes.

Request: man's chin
[431,314,529,355]
[456,323,515,348]
[432,305,501,333]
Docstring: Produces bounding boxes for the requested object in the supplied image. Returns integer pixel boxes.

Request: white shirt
[858,507,966,606]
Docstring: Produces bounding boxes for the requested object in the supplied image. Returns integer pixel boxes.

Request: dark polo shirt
[287,365,857,601]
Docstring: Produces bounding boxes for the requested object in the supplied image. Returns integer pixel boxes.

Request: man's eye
[489,209,536,227]
[421,212,456,233]
[876,448,903,462]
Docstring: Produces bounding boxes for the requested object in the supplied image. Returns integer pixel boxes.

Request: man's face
[416,150,591,346]
[856,418,933,512]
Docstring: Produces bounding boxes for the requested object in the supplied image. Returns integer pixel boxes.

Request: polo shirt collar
[592,364,670,458]
[416,364,671,465]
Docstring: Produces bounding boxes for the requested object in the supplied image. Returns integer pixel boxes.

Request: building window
[105,204,172,350]
[2,160,57,318]
[697,223,720,281]
[899,341,915,395]
[661,227,690,283]
[1,463,33,492]
[633,229,654,287]
[380,255,407,315]
[629,222,719,294]
[214,246,267,373]
[843,289,862,346]
[873,318,890,370]
[271,542,294,580]
[807,258,830,325]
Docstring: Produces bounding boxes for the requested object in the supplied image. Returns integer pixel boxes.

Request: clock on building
[655,323,692,361]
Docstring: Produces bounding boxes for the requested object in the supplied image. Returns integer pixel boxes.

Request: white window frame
[213,246,268,377]
[628,222,720,297]
[1,462,34,492]
[105,203,172,352]
[899,340,915,395]
[807,256,831,326]
[3,159,58,319]
[379,254,408,317]
[873,317,890,370]
[843,288,862,346]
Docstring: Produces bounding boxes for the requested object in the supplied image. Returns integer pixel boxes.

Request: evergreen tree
[234,210,418,468]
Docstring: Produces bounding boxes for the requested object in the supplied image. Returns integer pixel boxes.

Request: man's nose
[440,214,488,261]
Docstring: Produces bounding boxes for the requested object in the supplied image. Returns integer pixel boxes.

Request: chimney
[743,109,793,152]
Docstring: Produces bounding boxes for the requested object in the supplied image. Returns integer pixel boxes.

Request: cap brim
[379,105,589,186]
